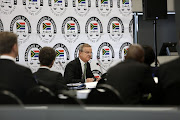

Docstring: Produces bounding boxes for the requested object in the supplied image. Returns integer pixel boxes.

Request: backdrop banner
[0,0,133,76]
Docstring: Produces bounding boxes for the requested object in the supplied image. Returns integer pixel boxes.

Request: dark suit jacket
[106,59,156,104]
[33,68,67,94]
[158,57,180,105]
[0,59,37,102]
[64,58,94,83]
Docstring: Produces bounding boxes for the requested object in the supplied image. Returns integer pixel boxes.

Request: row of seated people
[0,31,180,106]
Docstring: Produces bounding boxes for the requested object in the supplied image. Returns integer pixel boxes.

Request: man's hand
[96,77,101,81]
[86,78,94,82]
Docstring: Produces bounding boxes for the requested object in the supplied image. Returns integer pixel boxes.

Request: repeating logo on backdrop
[118,0,132,16]
[96,0,113,16]
[85,17,103,43]
[37,16,57,43]
[23,0,43,15]
[97,42,114,69]
[73,0,91,16]
[107,17,124,42]
[92,70,102,78]
[10,15,31,45]
[53,43,70,71]
[0,0,16,14]
[62,17,80,43]
[74,43,85,59]
[129,19,133,38]
[0,19,4,32]
[119,42,131,61]
[25,44,42,73]
[48,0,68,16]
[16,55,19,62]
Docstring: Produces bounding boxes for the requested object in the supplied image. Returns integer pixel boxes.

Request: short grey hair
[79,43,91,52]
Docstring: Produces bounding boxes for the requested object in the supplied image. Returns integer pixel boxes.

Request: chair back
[58,90,83,105]
[0,90,23,106]
[25,85,59,104]
[86,84,123,105]
[163,82,180,105]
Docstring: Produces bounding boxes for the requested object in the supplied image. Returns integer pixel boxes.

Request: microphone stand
[153,17,158,68]
[58,61,65,72]
[96,58,107,74]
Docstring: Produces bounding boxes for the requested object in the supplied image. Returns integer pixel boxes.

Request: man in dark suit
[158,57,180,105]
[33,47,67,94]
[64,43,100,83]
[0,32,37,102]
[106,44,156,104]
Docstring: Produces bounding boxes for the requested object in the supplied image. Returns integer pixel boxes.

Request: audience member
[33,47,67,94]
[64,43,100,83]
[142,45,158,77]
[0,31,37,102]
[106,44,156,104]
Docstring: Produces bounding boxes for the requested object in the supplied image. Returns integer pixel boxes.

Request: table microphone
[58,61,65,71]
[96,58,107,72]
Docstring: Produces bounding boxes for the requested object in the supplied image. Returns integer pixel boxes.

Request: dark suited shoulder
[64,58,84,83]
[0,59,37,102]
[34,68,67,94]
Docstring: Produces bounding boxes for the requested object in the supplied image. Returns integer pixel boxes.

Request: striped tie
[83,63,87,80]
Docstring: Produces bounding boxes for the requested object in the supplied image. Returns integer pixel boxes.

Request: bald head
[125,44,144,63]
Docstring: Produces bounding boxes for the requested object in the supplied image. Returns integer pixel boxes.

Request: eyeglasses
[82,51,92,55]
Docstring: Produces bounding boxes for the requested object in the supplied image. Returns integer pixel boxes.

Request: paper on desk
[85,81,97,88]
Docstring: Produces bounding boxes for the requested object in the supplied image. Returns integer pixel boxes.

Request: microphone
[96,58,107,73]
[58,61,65,71]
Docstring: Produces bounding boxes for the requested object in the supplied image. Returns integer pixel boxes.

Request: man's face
[79,47,92,62]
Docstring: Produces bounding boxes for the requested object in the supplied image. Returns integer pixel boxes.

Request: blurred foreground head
[0,31,18,58]
[125,44,144,63]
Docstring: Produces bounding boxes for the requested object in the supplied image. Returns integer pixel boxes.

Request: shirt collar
[39,66,50,70]
[79,57,86,65]
[0,55,15,62]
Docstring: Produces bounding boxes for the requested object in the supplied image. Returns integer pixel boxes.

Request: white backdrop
[0,0,133,77]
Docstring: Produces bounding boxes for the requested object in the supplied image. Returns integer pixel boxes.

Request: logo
[23,0,43,15]
[85,17,103,43]
[37,16,57,43]
[92,70,102,78]
[52,43,70,71]
[96,0,113,16]
[25,43,42,73]
[0,19,4,32]
[15,55,19,62]
[10,15,31,45]
[48,0,68,16]
[0,0,16,14]
[107,17,124,42]
[72,0,91,16]
[118,0,132,16]
[97,42,114,69]
[62,17,80,43]
[129,18,133,38]
[119,42,131,61]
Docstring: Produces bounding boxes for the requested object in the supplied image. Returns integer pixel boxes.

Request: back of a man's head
[0,32,17,55]
[39,47,56,67]
[125,44,145,63]
[143,45,155,66]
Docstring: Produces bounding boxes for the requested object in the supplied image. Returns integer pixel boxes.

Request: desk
[76,82,97,99]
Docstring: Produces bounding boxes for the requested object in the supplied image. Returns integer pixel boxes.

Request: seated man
[106,44,156,104]
[64,43,100,83]
[33,47,67,94]
[0,31,37,102]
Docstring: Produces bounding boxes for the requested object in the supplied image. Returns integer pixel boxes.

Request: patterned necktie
[83,63,87,80]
